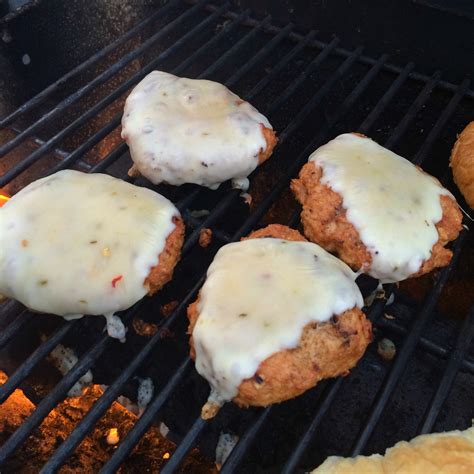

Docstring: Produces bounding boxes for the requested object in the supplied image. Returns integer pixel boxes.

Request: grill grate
[0,0,473,472]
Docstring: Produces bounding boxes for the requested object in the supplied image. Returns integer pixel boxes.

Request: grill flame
[0,190,10,207]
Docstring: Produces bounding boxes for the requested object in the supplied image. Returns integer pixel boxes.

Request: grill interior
[0,0,473,472]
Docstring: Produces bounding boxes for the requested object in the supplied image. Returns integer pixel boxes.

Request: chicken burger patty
[122,70,277,191]
[0,170,184,338]
[292,133,462,283]
[188,224,372,416]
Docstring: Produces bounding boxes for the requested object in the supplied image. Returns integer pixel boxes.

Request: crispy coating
[450,121,474,208]
[198,228,213,248]
[187,224,372,408]
[258,125,278,165]
[145,216,184,295]
[291,161,462,279]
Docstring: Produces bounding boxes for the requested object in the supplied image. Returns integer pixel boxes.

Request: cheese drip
[309,134,453,282]
[193,238,363,402]
[0,170,178,319]
[121,71,272,190]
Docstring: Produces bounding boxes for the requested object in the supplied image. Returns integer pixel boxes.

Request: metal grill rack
[0,0,473,472]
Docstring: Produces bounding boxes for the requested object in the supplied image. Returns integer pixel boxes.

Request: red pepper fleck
[111,275,123,288]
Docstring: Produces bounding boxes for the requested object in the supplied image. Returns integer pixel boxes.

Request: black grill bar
[413,78,471,165]
[219,406,273,474]
[224,22,294,88]
[42,1,237,179]
[385,70,441,149]
[0,0,209,161]
[0,323,118,464]
[419,305,474,434]
[0,1,228,187]
[127,45,423,473]
[201,2,474,100]
[246,30,316,99]
[0,309,32,351]
[100,358,193,474]
[218,55,451,467]
[282,378,342,474]
[202,56,470,470]
[173,9,250,76]
[37,30,335,470]
[160,417,208,474]
[0,0,183,129]
[0,0,318,378]
[0,322,74,404]
[278,45,364,143]
[99,44,384,472]
[281,295,391,473]
[375,314,474,374]
[37,32,363,474]
[267,37,340,116]
[350,231,467,456]
[197,15,273,79]
[358,62,415,135]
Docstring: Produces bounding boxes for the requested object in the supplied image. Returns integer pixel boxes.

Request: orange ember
[0,190,10,207]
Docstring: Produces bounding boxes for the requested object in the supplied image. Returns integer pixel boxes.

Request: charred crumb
[159,327,174,339]
[201,162,208,167]
[160,301,179,318]
[132,318,159,337]
[377,338,396,361]
[238,313,248,318]
[199,228,213,248]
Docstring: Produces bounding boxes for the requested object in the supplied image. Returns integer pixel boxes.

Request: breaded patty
[258,124,278,164]
[291,161,462,279]
[122,71,277,190]
[187,224,372,409]
[450,121,474,208]
[145,216,185,295]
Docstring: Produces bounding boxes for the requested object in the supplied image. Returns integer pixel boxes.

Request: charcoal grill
[0,0,473,472]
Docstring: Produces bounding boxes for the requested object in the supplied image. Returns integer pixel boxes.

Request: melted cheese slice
[121,71,272,190]
[193,238,363,402]
[0,170,178,319]
[309,134,453,282]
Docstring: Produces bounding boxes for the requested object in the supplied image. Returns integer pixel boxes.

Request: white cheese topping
[192,238,363,402]
[309,134,453,282]
[121,70,273,190]
[0,170,178,321]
